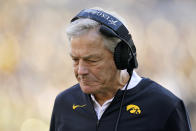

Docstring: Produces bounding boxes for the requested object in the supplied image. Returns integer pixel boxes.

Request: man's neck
[93,79,129,106]
[92,70,130,106]
[93,88,118,106]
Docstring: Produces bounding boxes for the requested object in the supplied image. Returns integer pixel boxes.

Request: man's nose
[77,60,88,75]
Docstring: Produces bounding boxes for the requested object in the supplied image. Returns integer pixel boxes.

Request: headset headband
[71,9,134,48]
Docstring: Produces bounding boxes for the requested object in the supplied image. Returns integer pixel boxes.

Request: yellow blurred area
[0,0,196,131]
[0,36,20,73]
[20,118,48,131]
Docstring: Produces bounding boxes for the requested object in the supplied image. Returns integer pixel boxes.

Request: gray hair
[66,8,128,53]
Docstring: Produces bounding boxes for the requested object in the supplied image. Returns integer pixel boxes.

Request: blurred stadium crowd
[0,0,196,130]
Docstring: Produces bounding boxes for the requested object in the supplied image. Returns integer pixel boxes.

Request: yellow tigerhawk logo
[72,104,86,110]
[126,104,141,115]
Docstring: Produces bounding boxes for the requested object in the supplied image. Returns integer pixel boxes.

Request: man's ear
[119,69,130,85]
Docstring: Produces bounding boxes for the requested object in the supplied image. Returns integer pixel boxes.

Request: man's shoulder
[133,78,181,104]
[59,83,81,95]
[55,83,83,103]
[143,78,182,105]
[151,79,179,99]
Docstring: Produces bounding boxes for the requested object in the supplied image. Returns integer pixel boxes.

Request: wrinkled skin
[70,29,123,105]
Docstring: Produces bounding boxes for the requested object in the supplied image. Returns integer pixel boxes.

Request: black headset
[71,9,138,74]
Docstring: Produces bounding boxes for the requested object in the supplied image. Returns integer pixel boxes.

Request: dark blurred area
[0,0,195,130]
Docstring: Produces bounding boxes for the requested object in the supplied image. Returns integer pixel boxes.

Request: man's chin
[79,84,97,94]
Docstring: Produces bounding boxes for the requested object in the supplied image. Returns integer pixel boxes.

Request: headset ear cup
[114,41,130,70]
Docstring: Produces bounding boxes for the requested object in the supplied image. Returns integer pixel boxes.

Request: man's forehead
[70,53,101,58]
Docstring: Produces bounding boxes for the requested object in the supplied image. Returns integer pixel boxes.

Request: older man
[50,8,191,131]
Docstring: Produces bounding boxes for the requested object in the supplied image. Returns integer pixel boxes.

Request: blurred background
[0,0,196,130]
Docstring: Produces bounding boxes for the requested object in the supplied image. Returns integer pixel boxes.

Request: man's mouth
[80,79,90,85]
